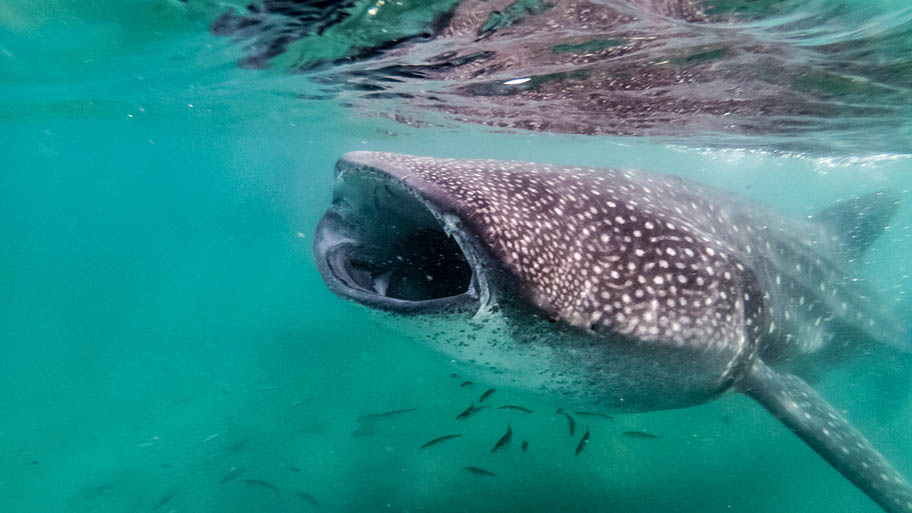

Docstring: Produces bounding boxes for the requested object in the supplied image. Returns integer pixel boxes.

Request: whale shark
[313,151,911,512]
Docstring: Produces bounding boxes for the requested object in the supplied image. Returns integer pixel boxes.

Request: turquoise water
[2,1,911,512]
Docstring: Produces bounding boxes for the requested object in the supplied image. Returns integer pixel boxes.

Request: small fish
[574,411,614,420]
[491,423,512,453]
[222,438,249,454]
[455,402,485,420]
[479,388,496,403]
[575,428,590,456]
[239,478,280,495]
[499,405,533,413]
[66,484,111,504]
[622,431,661,439]
[297,491,320,507]
[355,408,417,423]
[420,434,462,449]
[351,422,382,438]
[521,440,529,452]
[285,464,301,473]
[202,432,222,443]
[450,372,460,379]
[219,466,248,484]
[152,492,173,510]
[459,380,474,388]
[287,398,313,408]
[556,408,576,437]
[464,466,496,477]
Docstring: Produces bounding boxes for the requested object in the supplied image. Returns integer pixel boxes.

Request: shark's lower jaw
[313,166,481,315]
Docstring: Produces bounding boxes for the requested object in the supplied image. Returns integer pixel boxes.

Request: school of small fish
[64,375,670,509]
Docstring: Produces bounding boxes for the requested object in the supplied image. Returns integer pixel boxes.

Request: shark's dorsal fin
[741,359,912,513]
[813,191,900,261]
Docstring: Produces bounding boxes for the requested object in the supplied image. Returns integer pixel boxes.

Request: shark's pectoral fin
[741,359,912,513]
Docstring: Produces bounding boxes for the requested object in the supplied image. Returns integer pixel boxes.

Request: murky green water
[2,1,911,512]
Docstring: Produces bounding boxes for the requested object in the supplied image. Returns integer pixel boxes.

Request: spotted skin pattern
[328,152,911,513]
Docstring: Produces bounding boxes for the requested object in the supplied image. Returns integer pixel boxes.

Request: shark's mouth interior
[314,168,479,313]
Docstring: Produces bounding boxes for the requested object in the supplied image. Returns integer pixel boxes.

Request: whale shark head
[314,151,578,402]
[312,157,483,316]
[312,151,579,319]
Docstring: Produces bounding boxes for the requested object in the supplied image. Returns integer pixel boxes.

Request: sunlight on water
[1,1,911,513]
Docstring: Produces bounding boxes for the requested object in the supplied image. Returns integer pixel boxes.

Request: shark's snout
[313,153,481,315]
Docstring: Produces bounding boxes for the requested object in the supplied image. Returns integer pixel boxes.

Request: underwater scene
[2,1,912,512]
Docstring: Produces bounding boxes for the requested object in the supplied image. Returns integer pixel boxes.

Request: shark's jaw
[313,155,485,316]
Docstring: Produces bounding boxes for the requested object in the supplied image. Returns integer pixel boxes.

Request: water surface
[2,1,911,512]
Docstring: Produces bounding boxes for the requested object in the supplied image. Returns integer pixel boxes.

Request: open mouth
[313,158,480,314]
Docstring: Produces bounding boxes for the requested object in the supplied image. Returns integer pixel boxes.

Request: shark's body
[314,151,911,513]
